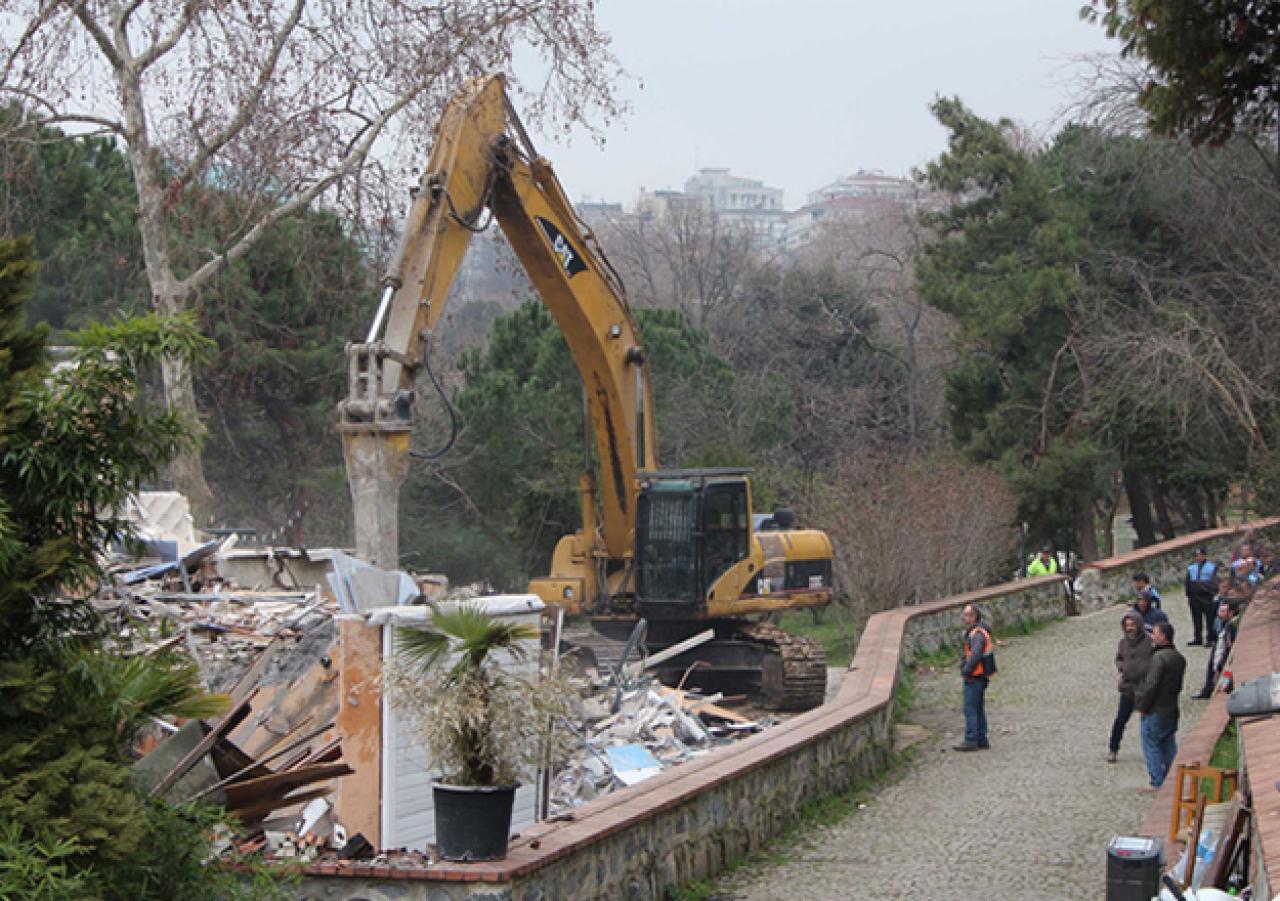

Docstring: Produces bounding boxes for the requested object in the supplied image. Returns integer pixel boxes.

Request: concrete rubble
[92,492,780,867]
[549,672,771,816]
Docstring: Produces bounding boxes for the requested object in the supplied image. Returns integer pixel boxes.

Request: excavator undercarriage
[589,618,829,712]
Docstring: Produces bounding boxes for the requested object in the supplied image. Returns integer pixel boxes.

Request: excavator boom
[339,75,655,576]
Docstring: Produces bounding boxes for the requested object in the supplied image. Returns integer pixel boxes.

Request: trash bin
[1106,835,1163,901]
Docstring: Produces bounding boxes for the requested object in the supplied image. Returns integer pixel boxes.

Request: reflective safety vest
[1027,556,1058,577]
[968,626,996,678]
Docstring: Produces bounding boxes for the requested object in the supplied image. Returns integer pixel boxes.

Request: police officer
[1184,547,1218,646]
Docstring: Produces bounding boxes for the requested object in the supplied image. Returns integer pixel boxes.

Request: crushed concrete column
[341,429,411,569]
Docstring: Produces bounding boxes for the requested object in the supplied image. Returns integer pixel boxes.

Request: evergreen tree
[0,237,267,900]
[400,301,745,588]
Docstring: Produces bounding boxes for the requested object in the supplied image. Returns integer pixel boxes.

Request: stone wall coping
[1080,518,1280,574]
[1231,586,1280,889]
[1135,580,1280,888]
[301,518,1278,883]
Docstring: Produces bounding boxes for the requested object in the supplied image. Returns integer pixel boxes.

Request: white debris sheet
[549,682,769,816]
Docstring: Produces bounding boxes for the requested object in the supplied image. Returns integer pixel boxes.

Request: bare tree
[797,201,955,454]
[817,454,1018,619]
[595,200,758,327]
[0,0,621,515]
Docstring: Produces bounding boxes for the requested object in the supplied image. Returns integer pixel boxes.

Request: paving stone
[718,590,1207,901]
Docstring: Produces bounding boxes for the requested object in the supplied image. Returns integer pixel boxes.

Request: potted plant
[385,602,575,862]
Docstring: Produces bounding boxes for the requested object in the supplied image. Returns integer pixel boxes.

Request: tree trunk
[1207,489,1220,528]
[1152,481,1176,540]
[1077,493,1100,563]
[117,58,216,525]
[1123,467,1158,547]
[160,353,214,522]
[1183,490,1206,532]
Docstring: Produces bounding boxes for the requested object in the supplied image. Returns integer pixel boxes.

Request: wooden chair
[1170,761,1239,843]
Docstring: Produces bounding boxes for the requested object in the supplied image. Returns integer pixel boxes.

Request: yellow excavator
[338,75,833,709]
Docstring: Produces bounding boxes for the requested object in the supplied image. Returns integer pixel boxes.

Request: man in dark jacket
[1108,611,1153,763]
[1131,591,1170,634]
[1135,621,1186,791]
[954,603,993,752]
[1192,601,1240,699]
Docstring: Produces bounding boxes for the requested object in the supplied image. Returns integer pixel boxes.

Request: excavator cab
[634,469,752,620]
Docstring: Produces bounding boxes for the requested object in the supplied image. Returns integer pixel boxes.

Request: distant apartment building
[576,201,624,227]
[804,170,920,206]
[784,170,930,250]
[685,167,783,212]
[682,168,789,248]
[575,168,932,259]
[451,227,530,304]
[634,188,707,221]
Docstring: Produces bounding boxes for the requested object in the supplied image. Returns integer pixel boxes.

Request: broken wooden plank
[222,640,283,715]
[227,786,333,825]
[186,720,336,803]
[622,629,715,678]
[224,762,353,812]
[688,701,752,724]
[148,698,252,799]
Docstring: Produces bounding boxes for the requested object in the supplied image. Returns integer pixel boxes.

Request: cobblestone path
[716,592,1210,900]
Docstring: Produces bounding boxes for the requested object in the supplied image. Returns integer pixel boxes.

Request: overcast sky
[525,1,1122,210]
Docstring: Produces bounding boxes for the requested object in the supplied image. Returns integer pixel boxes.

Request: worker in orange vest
[955,603,995,752]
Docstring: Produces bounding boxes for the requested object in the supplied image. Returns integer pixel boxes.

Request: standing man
[1131,589,1170,634]
[1133,572,1162,608]
[954,603,994,752]
[1135,621,1186,792]
[1184,547,1219,646]
[1108,611,1153,763]
[1027,545,1059,577]
[1192,601,1240,699]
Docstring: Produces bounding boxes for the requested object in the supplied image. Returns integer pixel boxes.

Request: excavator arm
[338,75,656,589]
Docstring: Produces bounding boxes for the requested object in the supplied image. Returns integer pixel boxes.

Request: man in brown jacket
[1135,621,1187,791]
[1108,611,1153,763]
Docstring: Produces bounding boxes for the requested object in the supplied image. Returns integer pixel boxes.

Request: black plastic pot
[432,782,518,861]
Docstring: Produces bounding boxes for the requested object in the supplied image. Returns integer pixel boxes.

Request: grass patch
[996,617,1053,640]
[893,667,917,722]
[1196,721,1240,798]
[908,615,1057,672]
[776,607,859,668]
[1210,721,1238,770]
[669,746,911,901]
[778,607,1056,674]
[911,644,959,670]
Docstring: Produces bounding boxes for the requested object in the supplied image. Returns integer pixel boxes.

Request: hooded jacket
[1115,612,1154,697]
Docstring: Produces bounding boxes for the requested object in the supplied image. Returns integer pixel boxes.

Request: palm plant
[390,602,573,788]
[66,650,230,742]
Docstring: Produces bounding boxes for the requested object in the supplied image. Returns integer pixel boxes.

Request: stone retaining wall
[1074,520,1280,614]
[294,519,1279,901]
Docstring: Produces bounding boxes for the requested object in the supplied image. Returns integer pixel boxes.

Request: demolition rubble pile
[91,493,785,866]
[89,493,361,853]
[549,646,773,816]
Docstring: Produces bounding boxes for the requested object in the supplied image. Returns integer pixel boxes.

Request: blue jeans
[1140,712,1178,787]
[963,677,988,746]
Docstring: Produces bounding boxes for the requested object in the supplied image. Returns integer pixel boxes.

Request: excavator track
[735,621,828,712]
